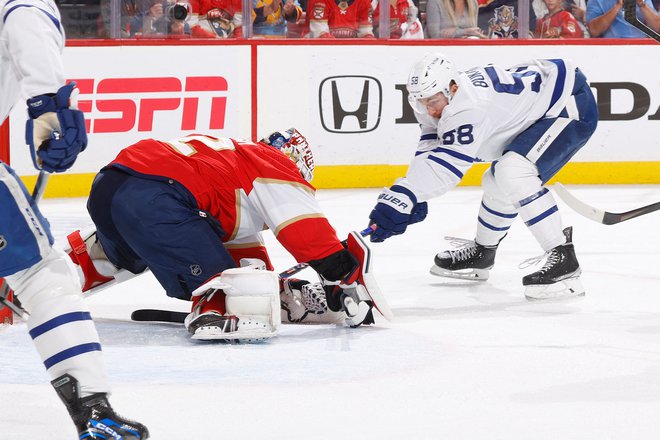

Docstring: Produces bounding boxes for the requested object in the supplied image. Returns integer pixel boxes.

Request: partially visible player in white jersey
[0,0,149,437]
[367,52,598,300]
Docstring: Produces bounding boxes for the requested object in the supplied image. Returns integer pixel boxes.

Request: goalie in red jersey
[306,0,374,37]
[68,129,391,342]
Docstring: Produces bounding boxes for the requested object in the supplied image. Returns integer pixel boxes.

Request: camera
[165,2,189,21]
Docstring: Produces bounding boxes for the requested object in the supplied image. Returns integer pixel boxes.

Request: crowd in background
[56,0,660,39]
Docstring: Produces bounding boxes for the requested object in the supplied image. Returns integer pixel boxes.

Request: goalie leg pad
[188,265,280,342]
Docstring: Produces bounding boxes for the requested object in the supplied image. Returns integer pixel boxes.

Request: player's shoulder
[1,0,61,23]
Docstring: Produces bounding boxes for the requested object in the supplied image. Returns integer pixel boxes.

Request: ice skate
[521,227,585,301]
[52,374,149,440]
[430,237,497,281]
[186,311,275,343]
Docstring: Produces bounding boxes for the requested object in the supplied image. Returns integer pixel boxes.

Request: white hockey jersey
[400,59,577,202]
[0,0,65,122]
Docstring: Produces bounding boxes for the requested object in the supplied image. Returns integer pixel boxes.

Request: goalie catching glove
[26,82,87,173]
[369,184,428,242]
[280,278,345,324]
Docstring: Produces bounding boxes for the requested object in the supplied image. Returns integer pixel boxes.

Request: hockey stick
[131,226,378,323]
[0,170,51,320]
[554,182,660,225]
[623,0,660,42]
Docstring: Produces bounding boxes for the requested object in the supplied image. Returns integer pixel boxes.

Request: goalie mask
[407,52,457,115]
[262,128,314,182]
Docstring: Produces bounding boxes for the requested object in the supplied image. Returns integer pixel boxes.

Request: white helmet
[261,128,314,182]
[406,52,457,114]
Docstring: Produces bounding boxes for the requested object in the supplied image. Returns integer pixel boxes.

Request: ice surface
[1,185,660,439]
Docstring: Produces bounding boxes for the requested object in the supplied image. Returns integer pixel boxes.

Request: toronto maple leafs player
[0,0,148,437]
[368,52,598,300]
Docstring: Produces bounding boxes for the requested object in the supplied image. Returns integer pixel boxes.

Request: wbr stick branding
[319,76,382,134]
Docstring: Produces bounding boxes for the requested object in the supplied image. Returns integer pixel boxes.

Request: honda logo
[319,76,382,133]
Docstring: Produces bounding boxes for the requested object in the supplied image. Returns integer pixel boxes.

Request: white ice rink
[1,185,659,439]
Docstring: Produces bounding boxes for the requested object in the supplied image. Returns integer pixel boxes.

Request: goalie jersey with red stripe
[107,134,344,264]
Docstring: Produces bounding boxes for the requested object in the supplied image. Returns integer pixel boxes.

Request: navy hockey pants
[505,68,599,183]
[87,167,237,300]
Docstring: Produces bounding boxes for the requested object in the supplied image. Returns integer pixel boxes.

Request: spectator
[534,0,589,36]
[587,0,660,37]
[535,0,584,37]
[478,0,536,38]
[306,0,374,38]
[373,0,424,38]
[189,0,243,37]
[426,0,485,38]
[252,0,303,37]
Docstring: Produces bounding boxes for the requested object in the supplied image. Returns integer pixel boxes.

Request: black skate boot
[430,238,498,280]
[522,227,585,301]
[52,374,149,440]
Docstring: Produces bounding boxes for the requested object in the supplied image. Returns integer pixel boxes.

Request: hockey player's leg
[430,168,514,281]
[65,228,145,296]
[186,260,281,342]
[6,248,150,439]
[0,167,148,437]
[493,152,584,300]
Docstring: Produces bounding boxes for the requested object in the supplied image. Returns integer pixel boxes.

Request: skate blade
[192,319,276,342]
[524,277,585,301]
[429,265,490,281]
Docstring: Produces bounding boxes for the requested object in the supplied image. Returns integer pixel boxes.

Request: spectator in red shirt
[306,0,374,37]
[535,0,584,37]
[189,0,243,37]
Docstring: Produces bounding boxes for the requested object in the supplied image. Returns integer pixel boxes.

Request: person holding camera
[535,0,584,38]
[130,0,190,36]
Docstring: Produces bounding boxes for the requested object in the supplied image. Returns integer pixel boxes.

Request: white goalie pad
[190,265,281,342]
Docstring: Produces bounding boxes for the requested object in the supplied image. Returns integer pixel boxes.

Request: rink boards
[5,40,659,196]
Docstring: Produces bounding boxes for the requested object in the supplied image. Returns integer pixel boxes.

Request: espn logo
[319,76,382,134]
[73,76,228,133]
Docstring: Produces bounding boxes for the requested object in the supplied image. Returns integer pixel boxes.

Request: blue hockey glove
[368,185,428,242]
[26,82,87,173]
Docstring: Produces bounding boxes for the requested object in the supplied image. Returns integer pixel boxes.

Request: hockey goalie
[66,129,392,342]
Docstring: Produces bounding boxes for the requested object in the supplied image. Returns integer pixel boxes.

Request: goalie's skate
[52,374,149,440]
[187,312,275,343]
[521,227,585,301]
[430,237,497,281]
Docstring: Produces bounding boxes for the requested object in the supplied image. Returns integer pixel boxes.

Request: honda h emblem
[319,76,382,134]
